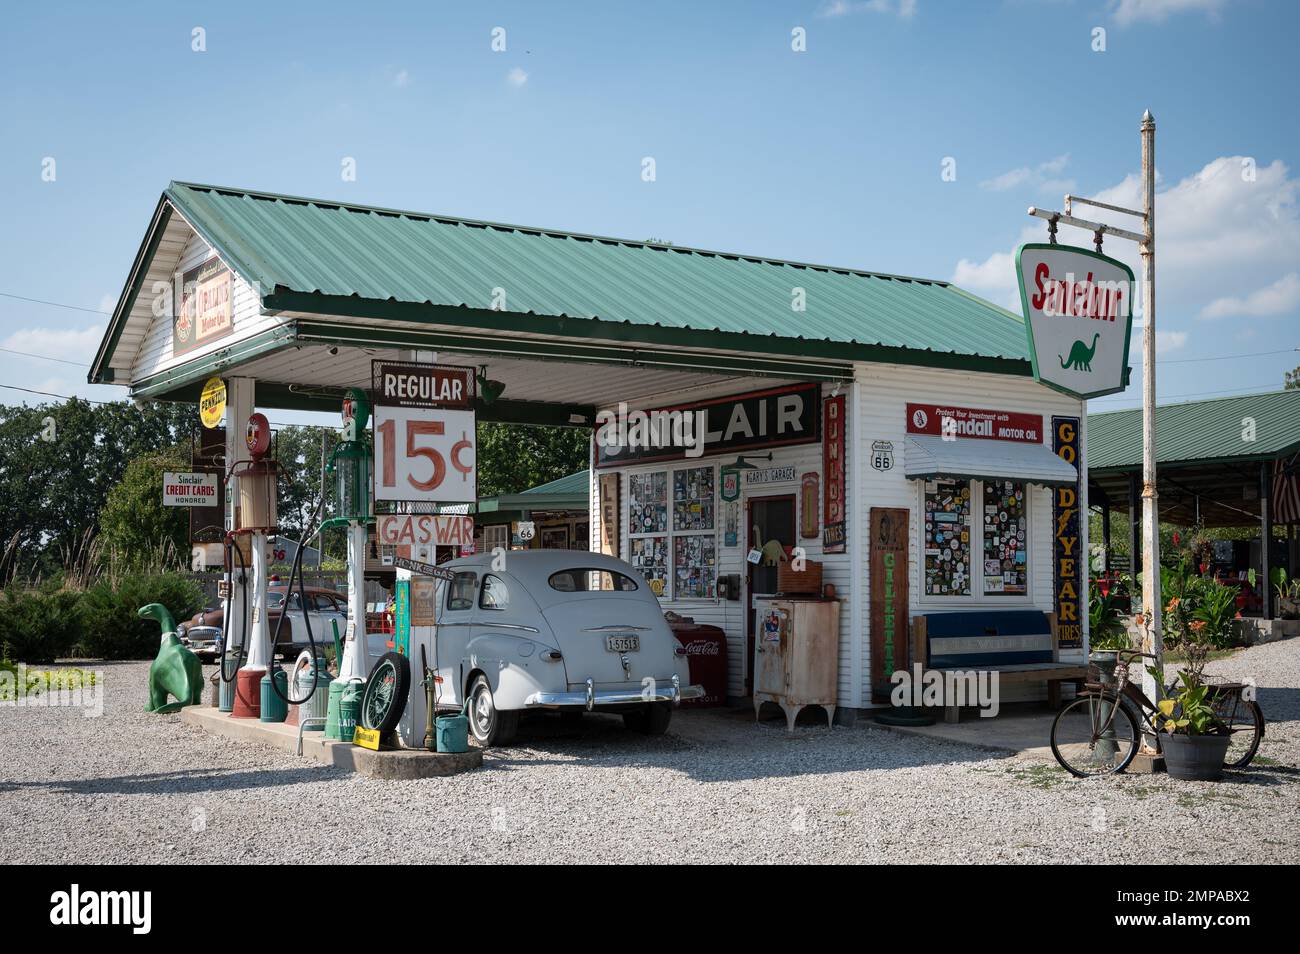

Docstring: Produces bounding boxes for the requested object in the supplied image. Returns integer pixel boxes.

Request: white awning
[904,435,1078,487]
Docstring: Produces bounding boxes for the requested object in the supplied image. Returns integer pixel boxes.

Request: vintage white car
[423,551,703,745]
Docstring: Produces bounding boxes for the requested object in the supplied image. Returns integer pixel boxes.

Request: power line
[0,346,87,366]
[0,292,112,315]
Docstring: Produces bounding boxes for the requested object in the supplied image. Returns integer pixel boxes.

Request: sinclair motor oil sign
[174,256,234,355]
[1016,244,1134,400]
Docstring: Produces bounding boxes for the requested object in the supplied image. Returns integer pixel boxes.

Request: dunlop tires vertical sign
[1052,417,1083,650]
[870,507,909,703]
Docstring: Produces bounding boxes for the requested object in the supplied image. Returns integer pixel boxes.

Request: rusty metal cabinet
[752,597,840,732]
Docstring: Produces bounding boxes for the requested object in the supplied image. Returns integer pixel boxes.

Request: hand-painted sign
[163,471,219,507]
[394,579,410,653]
[906,403,1042,444]
[598,473,619,557]
[1052,416,1083,649]
[870,508,909,703]
[745,466,797,484]
[593,383,819,467]
[376,514,476,547]
[823,393,846,554]
[175,257,233,355]
[1017,244,1134,399]
[393,555,457,581]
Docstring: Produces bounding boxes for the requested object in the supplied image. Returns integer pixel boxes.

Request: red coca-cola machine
[666,613,727,708]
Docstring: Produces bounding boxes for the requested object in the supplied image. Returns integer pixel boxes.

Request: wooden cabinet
[752,597,840,732]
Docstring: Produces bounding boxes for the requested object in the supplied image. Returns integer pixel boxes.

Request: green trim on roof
[1088,389,1300,471]
[93,181,1047,386]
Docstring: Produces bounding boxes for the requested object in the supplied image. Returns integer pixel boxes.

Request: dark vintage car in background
[179,585,349,661]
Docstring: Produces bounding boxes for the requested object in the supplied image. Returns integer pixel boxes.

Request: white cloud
[952,156,1300,330]
[818,0,917,18]
[392,68,410,89]
[1110,0,1225,25]
[506,67,528,88]
[2,324,103,365]
[1199,272,1300,320]
[1130,326,1188,353]
[980,153,1075,194]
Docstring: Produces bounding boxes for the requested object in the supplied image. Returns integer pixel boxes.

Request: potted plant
[1152,635,1231,780]
[1088,578,1131,683]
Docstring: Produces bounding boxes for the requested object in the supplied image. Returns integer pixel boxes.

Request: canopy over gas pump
[323,388,374,740]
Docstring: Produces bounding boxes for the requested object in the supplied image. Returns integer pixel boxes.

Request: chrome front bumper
[524,675,705,710]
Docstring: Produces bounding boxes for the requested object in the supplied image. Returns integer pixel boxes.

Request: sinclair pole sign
[1016,244,1134,399]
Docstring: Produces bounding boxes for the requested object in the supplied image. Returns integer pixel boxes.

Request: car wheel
[623,702,671,735]
[361,652,411,736]
[468,674,518,746]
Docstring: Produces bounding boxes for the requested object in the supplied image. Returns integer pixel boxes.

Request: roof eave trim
[264,289,1035,378]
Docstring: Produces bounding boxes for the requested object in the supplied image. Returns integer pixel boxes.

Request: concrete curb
[181,705,482,778]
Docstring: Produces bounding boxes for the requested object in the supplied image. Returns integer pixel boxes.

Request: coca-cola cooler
[666,613,727,708]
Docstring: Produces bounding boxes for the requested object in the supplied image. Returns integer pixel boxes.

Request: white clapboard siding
[129,229,284,383]
[589,382,854,704]
[854,363,1086,705]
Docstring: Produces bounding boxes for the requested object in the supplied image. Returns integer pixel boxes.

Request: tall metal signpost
[1024,111,1161,747]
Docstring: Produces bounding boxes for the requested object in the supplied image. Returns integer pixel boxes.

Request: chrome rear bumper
[524,675,705,710]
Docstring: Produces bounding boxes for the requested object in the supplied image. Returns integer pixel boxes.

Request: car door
[430,571,477,707]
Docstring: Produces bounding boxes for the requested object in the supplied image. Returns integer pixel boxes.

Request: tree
[98,446,190,564]
[274,425,341,560]
[1286,366,1299,389]
[475,422,590,497]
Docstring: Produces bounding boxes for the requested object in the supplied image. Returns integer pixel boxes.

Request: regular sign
[1016,244,1134,399]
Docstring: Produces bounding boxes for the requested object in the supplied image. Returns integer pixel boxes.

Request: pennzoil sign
[1016,244,1133,400]
[174,256,233,355]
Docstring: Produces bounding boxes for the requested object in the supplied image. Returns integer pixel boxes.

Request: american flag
[1273,453,1300,525]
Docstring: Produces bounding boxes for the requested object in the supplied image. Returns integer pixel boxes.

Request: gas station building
[90,182,1093,720]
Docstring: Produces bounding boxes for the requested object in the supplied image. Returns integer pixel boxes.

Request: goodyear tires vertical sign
[1052,416,1082,650]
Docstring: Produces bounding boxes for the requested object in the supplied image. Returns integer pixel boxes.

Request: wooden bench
[910,610,1086,723]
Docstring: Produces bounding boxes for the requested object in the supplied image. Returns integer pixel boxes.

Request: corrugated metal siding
[165,182,1030,363]
[1088,389,1300,469]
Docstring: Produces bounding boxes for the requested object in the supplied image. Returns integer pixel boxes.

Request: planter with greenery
[1152,638,1231,781]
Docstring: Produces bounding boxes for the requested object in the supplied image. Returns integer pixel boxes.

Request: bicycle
[1049,649,1264,778]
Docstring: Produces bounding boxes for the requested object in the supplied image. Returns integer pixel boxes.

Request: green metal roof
[1088,389,1300,471]
[517,470,589,499]
[97,181,1035,377]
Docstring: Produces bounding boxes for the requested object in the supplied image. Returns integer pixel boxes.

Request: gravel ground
[3,640,1298,864]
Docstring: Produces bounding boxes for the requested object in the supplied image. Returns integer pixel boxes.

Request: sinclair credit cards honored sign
[1016,244,1134,399]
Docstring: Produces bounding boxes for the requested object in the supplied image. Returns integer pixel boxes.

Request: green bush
[0,584,83,664]
[76,572,203,660]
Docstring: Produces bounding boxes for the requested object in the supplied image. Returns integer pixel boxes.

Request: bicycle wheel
[1209,689,1264,769]
[1051,692,1140,777]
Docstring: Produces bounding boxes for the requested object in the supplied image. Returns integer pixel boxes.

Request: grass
[0,659,98,701]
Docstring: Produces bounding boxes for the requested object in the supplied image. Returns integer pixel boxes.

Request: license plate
[605,634,640,653]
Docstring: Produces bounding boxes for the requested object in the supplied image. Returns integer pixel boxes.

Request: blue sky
[1,0,1296,423]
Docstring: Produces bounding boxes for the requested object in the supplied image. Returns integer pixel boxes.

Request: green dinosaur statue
[1058,333,1101,372]
[139,603,205,714]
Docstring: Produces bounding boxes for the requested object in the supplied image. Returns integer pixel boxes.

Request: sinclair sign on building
[1016,244,1134,399]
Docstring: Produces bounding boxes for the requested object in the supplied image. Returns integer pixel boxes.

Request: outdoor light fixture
[477,366,506,404]
[726,453,773,471]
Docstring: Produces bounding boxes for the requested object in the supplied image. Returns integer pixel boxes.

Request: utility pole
[1026,111,1162,748]
[1138,110,1162,735]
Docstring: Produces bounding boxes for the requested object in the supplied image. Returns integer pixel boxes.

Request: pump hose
[218,538,250,684]
[266,488,332,706]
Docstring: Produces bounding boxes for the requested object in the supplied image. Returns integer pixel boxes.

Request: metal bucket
[260,668,289,723]
[218,650,239,713]
[296,653,331,730]
[436,698,471,753]
[1162,733,1232,781]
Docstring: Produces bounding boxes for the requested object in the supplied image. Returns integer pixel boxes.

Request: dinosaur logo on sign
[1058,333,1100,372]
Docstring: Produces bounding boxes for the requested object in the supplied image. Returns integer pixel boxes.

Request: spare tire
[361,651,410,736]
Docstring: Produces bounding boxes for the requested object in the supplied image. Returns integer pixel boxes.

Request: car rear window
[547,569,639,593]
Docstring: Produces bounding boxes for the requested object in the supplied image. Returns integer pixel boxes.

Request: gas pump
[227,413,279,719]
[321,388,372,740]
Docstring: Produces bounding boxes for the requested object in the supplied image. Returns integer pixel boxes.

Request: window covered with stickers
[922,479,973,596]
[626,466,718,600]
[922,478,1030,600]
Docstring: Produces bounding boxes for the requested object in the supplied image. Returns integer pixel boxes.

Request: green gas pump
[323,387,374,740]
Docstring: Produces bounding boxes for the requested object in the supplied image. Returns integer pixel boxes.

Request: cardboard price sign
[374,405,477,506]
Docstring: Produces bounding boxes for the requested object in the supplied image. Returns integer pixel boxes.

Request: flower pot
[1161,732,1232,781]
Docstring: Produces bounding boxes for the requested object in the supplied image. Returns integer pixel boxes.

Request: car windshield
[547,569,639,593]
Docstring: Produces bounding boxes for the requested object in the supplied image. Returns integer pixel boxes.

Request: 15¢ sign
[372,361,477,507]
